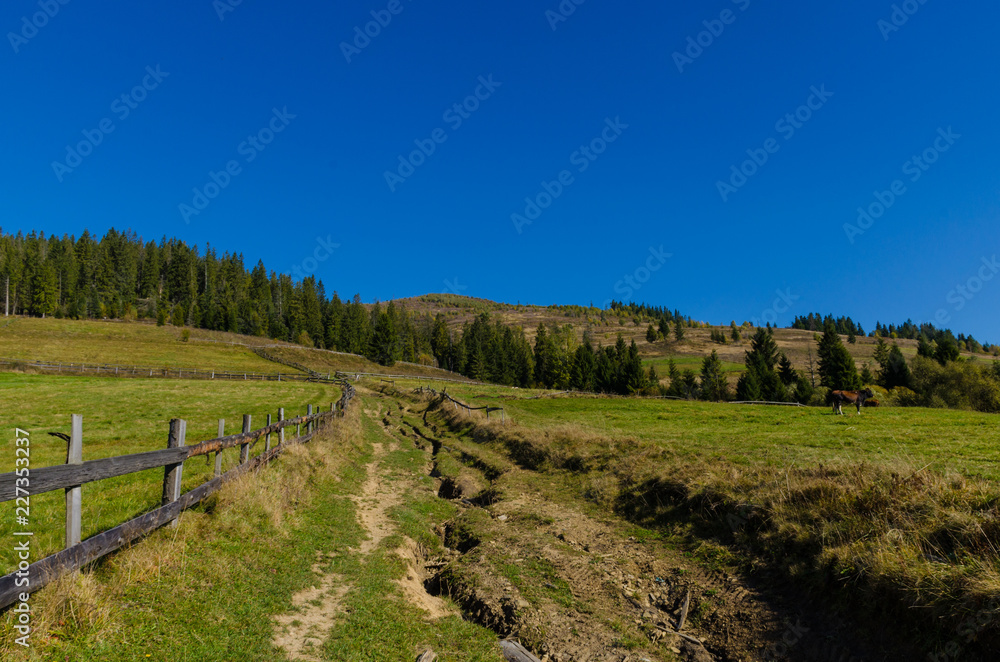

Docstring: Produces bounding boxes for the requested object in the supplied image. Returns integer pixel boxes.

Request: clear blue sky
[3,0,999,341]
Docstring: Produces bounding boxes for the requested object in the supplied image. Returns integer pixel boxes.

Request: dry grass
[0,411,363,660]
[425,395,1000,655]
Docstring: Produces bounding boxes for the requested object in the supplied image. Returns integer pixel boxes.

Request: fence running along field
[414,386,507,423]
[0,358,345,383]
[0,383,356,611]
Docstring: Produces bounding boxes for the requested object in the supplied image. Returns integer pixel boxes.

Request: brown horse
[831,388,875,415]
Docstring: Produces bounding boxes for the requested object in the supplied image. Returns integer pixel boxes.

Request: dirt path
[272,400,454,660]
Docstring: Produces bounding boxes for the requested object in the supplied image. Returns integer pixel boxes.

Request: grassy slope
[262,345,474,381]
[0,317,279,372]
[1,396,502,661]
[0,372,341,560]
[415,388,1000,658]
[394,294,991,379]
[393,379,1000,480]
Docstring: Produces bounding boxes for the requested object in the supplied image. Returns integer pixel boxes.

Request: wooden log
[499,640,542,662]
[678,588,692,631]
[215,419,224,477]
[0,446,187,502]
[162,419,186,528]
[65,415,83,548]
[239,415,251,464]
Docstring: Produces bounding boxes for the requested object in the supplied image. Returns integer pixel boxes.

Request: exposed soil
[272,551,350,661]
[389,393,902,662]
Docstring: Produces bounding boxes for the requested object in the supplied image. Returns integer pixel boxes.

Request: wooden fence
[0,382,356,611]
[415,386,506,423]
[0,358,349,383]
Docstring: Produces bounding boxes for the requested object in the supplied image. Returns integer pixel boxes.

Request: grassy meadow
[0,317,279,372]
[0,372,341,562]
[1,394,503,661]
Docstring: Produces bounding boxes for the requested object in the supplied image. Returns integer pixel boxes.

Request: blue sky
[3,0,999,341]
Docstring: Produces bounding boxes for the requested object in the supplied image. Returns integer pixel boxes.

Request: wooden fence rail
[0,381,357,611]
[416,387,506,423]
[0,358,318,382]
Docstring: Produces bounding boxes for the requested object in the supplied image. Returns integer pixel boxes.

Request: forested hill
[0,228,995,397]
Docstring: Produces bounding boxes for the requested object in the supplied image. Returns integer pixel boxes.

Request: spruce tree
[882,344,912,389]
[735,367,761,401]
[817,322,861,390]
[778,353,797,386]
[700,350,729,401]
[673,318,685,342]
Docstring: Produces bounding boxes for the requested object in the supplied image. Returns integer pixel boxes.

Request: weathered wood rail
[416,386,506,423]
[0,382,357,611]
[0,357,318,382]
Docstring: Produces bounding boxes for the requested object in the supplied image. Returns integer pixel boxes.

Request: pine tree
[882,344,912,389]
[646,324,658,343]
[817,322,861,390]
[735,367,761,401]
[673,318,685,342]
[730,321,741,344]
[681,369,699,399]
[666,357,683,397]
[370,308,399,366]
[934,337,960,365]
[700,350,729,401]
[778,353,797,386]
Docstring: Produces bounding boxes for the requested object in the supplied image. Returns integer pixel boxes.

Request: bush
[180,329,191,342]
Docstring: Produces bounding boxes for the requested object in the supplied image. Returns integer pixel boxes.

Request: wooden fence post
[265,414,272,452]
[65,414,83,548]
[278,408,285,444]
[215,419,224,477]
[307,405,313,433]
[162,419,186,528]
[240,415,251,464]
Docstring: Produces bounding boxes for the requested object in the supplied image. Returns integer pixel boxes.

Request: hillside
[390,294,983,380]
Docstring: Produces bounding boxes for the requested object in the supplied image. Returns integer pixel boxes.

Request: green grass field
[0,317,280,372]
[642,355,745,375]
[0,372,342,562]
[394,379,1000,480]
